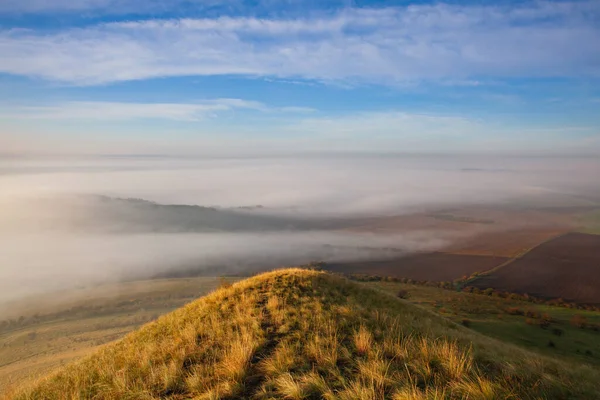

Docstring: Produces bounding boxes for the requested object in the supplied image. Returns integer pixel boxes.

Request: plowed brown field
[324,253,508,282]
[471,233,600,304]
[444,229,567,257]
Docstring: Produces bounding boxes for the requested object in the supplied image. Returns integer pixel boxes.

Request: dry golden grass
[9,268,600,399]
[0,277,229,391]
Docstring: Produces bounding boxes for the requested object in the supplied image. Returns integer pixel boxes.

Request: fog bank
[1,154,599,304]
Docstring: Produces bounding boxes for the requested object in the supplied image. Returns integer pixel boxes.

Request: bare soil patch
[444,229,567,258]
[324,252,508,282]
[471,233,600,304]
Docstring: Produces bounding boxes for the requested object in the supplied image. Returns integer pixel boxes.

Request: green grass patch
[368,281,600,367]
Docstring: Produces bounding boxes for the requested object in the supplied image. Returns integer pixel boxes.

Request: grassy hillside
[0,277,235,390]
[367,280,600,367]
[10,269,600,399]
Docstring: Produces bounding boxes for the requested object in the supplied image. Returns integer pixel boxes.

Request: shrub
[541,313,553,323]
[552,328,564,337]
[571,315,588,329]
[506,307,524,316]
[525,310,541,319]
[396,289,410,299]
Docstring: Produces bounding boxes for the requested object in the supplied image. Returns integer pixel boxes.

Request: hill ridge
[12,269,600,399]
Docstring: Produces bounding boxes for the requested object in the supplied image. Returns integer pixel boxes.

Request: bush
[506,307,524,316]
[541,313,553,323]
[571,315,588,329]
[525,310,541,319]
[552,328,564,336]
[396,289,410,299]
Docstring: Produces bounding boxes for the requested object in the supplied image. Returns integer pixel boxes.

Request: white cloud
[279,106,316,113]
[2,105,598,155]
[0,0,113,12]
[1,99,316,121]
[0,2,598,85]
[0,0,230,14]
[291,112,483,138]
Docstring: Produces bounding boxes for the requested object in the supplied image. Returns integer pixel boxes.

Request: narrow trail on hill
[239,291,284,399]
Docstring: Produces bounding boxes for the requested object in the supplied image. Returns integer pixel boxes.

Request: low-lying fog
[1,154,599,306]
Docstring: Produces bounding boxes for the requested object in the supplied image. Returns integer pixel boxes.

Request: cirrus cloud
[0,1,598,85]
[0,99,316,121]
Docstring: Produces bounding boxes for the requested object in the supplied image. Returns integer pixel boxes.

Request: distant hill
[55,196,349,233]
[471,233,600,304]
[13,269,600,399]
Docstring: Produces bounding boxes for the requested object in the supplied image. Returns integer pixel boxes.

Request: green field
[368,281,600,367]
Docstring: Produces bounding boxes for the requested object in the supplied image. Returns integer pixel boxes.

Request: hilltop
[12,269,600,399]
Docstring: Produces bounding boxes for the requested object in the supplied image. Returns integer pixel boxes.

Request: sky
[1,0,600,155]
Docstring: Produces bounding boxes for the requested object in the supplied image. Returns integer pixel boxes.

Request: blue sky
[1,0,599,155]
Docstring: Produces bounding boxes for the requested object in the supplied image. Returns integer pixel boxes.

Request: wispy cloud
[1,99,313,121]
[0,0,232,14]
[0,0,112,13]
[1,2,598,85]
[290,111,484,139]
[5,104,597,156]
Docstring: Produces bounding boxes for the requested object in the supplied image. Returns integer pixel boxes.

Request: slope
[12,269,600,399]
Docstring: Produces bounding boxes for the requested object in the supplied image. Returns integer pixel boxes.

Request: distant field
[0,277,239,391]
[580,210,600,234]
[471,233,600,304]
[324,253,508,281]
[444,229,567,257]
[368,281,600,367]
